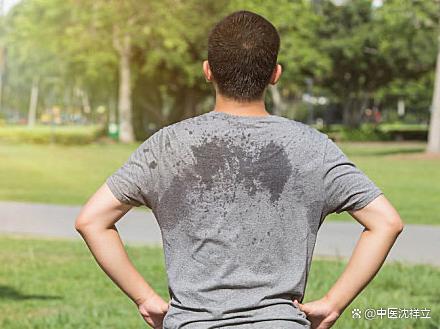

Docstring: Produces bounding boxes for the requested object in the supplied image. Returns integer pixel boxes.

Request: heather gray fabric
[106,110,383,328]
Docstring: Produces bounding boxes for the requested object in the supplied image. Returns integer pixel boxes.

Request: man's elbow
[381,215,404,236]
[74,216,87,232]
[74,213,95,233]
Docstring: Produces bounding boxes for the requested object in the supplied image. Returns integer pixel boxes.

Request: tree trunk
[427,48,440,154]
[182,88,198,120]
[0,46,5,114]
[27,76,39,127]
[80,88,91,115]
[342,94,367,128]
[342,98,358,128]
[116,32,135,143]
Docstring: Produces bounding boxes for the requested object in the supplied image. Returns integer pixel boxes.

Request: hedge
[317,123,428,142]
[0,124,106,145]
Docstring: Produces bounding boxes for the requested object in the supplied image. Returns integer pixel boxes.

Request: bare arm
[295,194,404,329]
[74,183,169,328]
[324,194,404,312]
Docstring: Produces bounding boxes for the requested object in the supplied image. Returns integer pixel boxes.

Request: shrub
[0,124,106,145]
[317,123,428,142]
[378,123,428,141]
[338,124,391,142]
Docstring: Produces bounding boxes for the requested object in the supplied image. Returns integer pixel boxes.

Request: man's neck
[213,94,270,117]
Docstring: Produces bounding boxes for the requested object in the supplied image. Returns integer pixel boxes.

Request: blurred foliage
[337,124,392,141]
[0,0,438,139]
[319,122,429,141]
[316,0,438,127]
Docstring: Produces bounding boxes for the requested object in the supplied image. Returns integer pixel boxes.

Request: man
[75,10,404,329]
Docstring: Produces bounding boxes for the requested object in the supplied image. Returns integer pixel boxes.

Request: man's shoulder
[281,117,329,143]
[139,113,209,149]
[161,112,210,133]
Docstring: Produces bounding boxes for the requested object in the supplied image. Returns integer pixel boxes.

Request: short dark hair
[207,10,280,102]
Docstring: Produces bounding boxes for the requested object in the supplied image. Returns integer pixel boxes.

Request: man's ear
[269,64,282,85]
[203,60,213,82]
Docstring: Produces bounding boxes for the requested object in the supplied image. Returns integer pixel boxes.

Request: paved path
[0,201,439,266]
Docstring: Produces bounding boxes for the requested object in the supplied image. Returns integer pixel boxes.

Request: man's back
[106,110,383,329]
[77,11,402,329]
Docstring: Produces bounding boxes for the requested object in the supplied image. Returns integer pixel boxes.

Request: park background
[0,0,439,328]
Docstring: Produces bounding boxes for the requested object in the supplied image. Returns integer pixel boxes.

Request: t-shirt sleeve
[322,137,383,217]
[105,130,162,208]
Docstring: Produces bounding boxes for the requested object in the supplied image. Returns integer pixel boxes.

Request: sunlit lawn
[0,235,438,329]
[326,142,440,225]
[0,140,439,224]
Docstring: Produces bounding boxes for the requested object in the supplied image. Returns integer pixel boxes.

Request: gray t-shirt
[106,110,383,329]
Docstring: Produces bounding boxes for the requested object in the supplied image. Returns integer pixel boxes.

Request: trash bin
[108,122,119,140]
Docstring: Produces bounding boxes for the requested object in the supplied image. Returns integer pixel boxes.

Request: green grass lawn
[0,141,134,205]
[326,142,440,225]
[0,140,439,225]
[0,235,438,329]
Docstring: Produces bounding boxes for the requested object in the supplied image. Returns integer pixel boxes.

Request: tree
[314,0,437,127]
[230,0,330,119]
[3,0,438,142]
[427,27,440,153]
[4,0,72,122]
[73,0,153,143]
[131,0,231,136]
